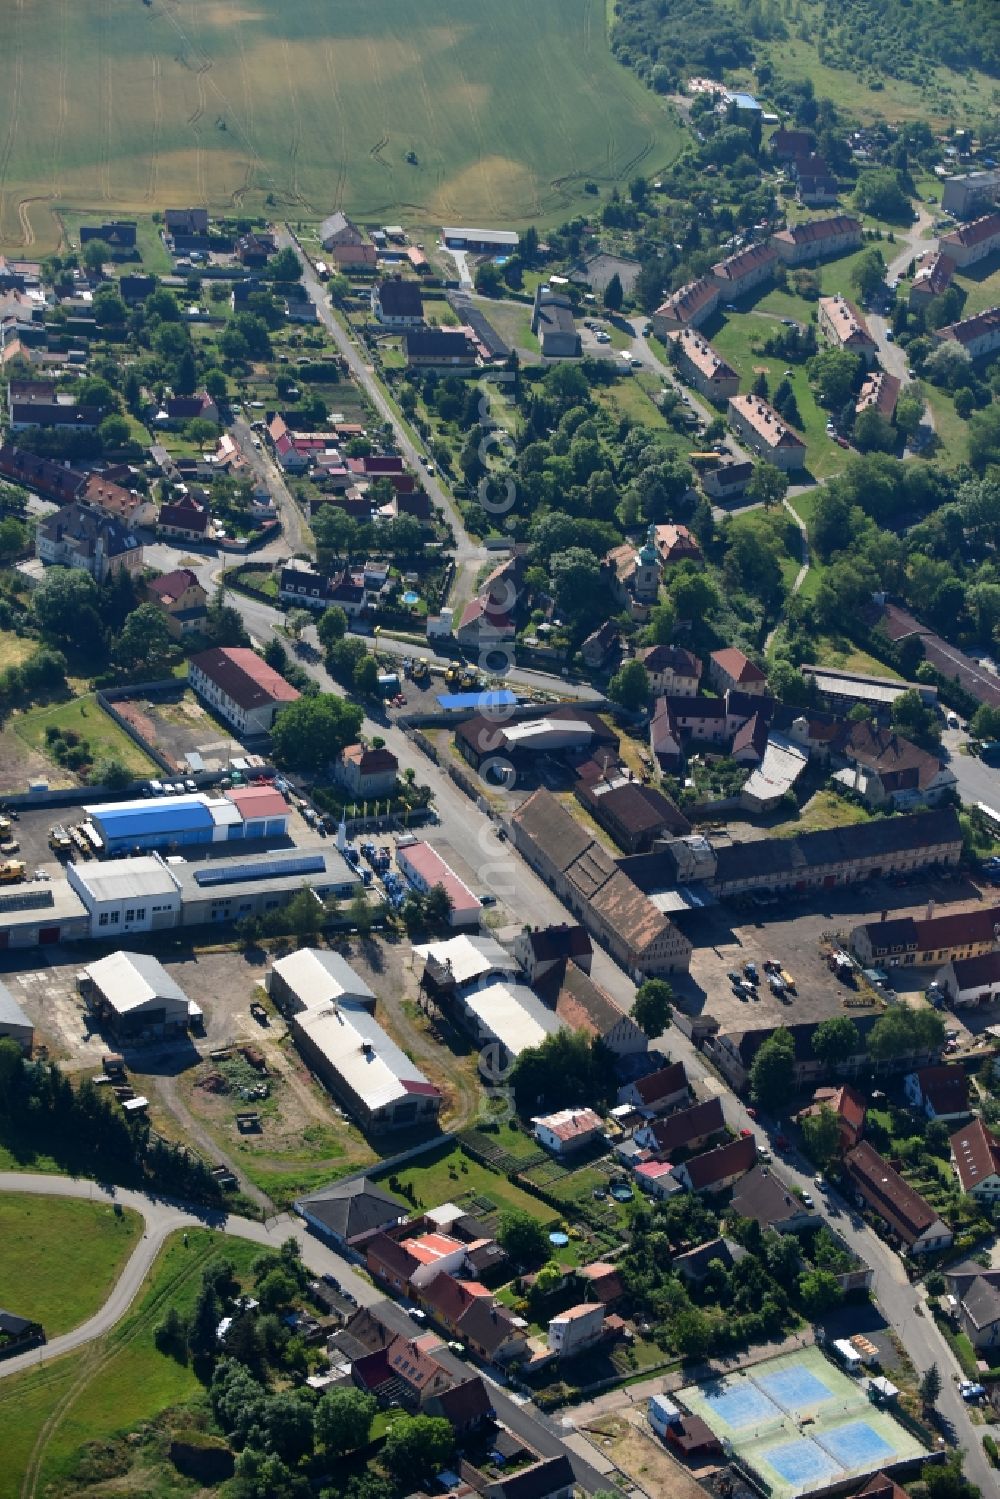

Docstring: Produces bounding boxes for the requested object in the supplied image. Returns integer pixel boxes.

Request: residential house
[336,743,399,800]
[424,1374,493,1433]
[294,1178,406,1249]
[319,212,376,268]
[580,620,620,671]
[164,208,209,241]
[481,1455,575,1499]
[158,390,219,428]
[0,445,84,505]
[856,370,900,424]
[940,168,1000,217]
[950,1117,1000,1203]
[673,1236,748,1286]
[454,593,515,647]
[818,296,878,365]
[792,154,840,205]
[513,925,593,984]
[770,128,816,162]
[454,1296,529,1365]
[669,330,739,404]
[833,721,956,808]
[954,1275,1000,1351]
[729,1166,822,1233]
[550,964,648,1056]
[936,951,1000,1007]
[547,1302,605,1357]
[157,492,211,542]
[727,393,807,470]
[577,1261,624,1305]
[618,1060,689,1114]
[235,232,275,267]
[81,473,156,530]
[532,1107,605,1156]
[936,306,1000,360]
[938,212,1000,268]
[909,251,955,305]
[651,275,721,335]
[633,1096,726,1157]
[796,1085,866,1150]
[419,1271,492,1336]
[710,243,778,300]
[403,328,477,372]
[852,903,1000,969]
[638,644,702,697]
[8,398,100,432]
[856,1475,914,1499]
[352,1332,452,1409]
[844,1141,952,1252]
[703,460,753,500]
[653,523,703,568]
[904,1065,970,1122]
[80,220,137,250]
[531,286,581,358]
[672,1135,757,1193]
[36,502,142,582]
[710,647,768,697]
[188,646,300,736]
[772,216,862,265]
[371,279,424,327]
[145,567,208,638]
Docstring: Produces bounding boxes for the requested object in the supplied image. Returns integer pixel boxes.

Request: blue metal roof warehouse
[88,797,215,852]
[436,689,518,712]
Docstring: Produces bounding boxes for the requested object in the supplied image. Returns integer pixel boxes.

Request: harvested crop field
[0,0,684,252]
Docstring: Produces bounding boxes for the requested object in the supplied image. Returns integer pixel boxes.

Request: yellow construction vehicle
[0,860,25,884]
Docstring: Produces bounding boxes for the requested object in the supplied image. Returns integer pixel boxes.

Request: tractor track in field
[280,38,309,207]
[322,41,348,211]
[16,195,54,249]
[19,1242,214,1499]
[0,0,26,243]
[145,49,164,203]
[49,0,69,200]
[98,0,114,202]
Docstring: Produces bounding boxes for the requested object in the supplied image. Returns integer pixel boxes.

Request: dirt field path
[152,1072,273,1215]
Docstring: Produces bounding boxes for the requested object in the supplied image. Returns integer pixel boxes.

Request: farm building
[268,948,376,1015]
[0,981,33,1052]
[442,227,519,252]
[81,951,192,1039]
[291,996,441,1132]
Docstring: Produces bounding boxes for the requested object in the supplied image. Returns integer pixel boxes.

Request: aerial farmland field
[0,0,684,253]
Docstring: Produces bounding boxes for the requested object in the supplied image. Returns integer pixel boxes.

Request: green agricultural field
[13,693,159,779]
[0,1194,143,1338]
[0,1229,261,1499]
[0,0,684,253]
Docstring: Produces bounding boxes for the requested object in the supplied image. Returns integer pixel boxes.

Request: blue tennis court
[821,1421,896,1468]
[765,1438,842,1487]
[701,1381,781,1430]
[756,1366,835,1412]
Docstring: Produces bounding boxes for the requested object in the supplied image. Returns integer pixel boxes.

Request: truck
[0,860,25,884]
[779,969,796,992]
[48,826,73,855]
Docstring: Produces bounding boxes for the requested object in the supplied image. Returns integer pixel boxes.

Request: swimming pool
[402,591,420,605]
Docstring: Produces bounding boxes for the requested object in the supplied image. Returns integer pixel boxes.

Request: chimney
[880,910,888,923]
[926,900,935,922]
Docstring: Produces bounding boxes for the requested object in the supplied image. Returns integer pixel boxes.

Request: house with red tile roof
[672,1135,757,1193]
[335,743,399,800]
[651,275,720,335]
[845,1142,952,1252]
[145,567,208,637]
[950,1117,1000,1202]
[352,1332,451,1408]
[710,647,768,696]
[796,1085,866,1150]
[577,1262,624,1305]
[634,1096,727,1158]
[532,1107,605,1156]
[939,211,1000,268]
[617,1060,689,1114]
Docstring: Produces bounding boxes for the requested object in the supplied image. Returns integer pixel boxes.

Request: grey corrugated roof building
[0,980,33,1051]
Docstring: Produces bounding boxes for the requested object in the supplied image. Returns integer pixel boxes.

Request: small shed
[833,1337,863,1372]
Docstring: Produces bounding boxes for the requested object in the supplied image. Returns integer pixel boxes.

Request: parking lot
[676,872,992,1038]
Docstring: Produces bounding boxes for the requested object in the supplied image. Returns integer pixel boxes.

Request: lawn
[0,0,684,252]
[923,384,970,469]
[12,693,159,779]
[781,788,873,836]
[952,254,1000,319]
[805,632,902,680]
[373,1142,557,1223]
[709,307,847,480]
[0,1194,143,1338]
[0,630,38,669]
[0,1230,262,1499]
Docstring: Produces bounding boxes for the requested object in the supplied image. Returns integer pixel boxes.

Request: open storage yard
[0,0,682,252]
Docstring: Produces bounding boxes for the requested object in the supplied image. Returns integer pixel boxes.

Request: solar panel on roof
[193,853,326,887]
[0,888,54,914]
